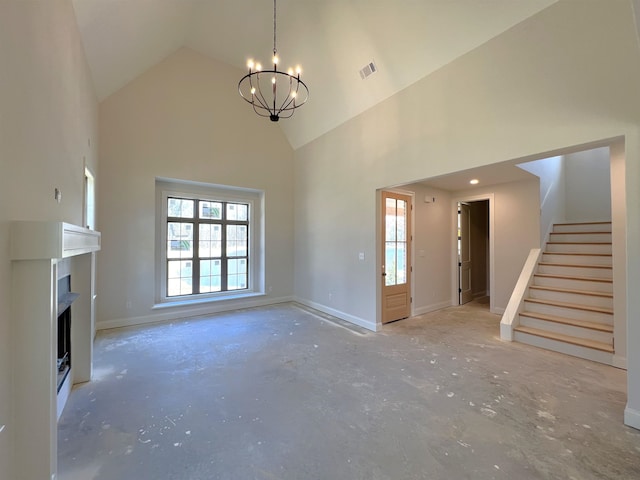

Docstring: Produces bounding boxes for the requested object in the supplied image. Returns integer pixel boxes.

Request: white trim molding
[98,295,294,331]
[294,298,378,332]
[413,300,452,317]
[624,406,640,430]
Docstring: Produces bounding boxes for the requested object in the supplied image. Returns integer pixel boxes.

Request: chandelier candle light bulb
[238,0,309,122]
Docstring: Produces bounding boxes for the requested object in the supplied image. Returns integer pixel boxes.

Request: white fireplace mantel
[11,221,100,260]
[11,221,100,480]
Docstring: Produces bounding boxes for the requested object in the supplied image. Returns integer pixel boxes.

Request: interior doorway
[456,199,490,306]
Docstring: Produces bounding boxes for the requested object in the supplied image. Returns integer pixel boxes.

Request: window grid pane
[168,198,194,218]
[200,201,222,219]
[167,260,193,296]
[227,258,248,290]
[226,225,248,257]
[199,259,222,293]
[167,222,193,259]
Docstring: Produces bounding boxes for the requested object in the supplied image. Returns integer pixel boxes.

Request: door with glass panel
[382,191,412,323]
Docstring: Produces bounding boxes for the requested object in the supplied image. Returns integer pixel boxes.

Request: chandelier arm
[251,74,276,114]
[252,102,272,118]
[272,75,292,113]
[277,80,296,113]
[277,108,295,119]
[280,78,309,111]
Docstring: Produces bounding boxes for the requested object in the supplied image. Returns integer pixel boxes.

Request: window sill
[152,291,264,310]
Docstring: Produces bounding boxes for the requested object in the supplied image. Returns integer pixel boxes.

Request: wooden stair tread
[529,285,612,298]
[547,242,611,245]
[553,222,611,226]
[543,251,611,256]
[550,231,610,235]
[519,311,613,332]
[534,273,612,283]
[524,297,613,314]
[538,262,612,269]
[514,326,614,353]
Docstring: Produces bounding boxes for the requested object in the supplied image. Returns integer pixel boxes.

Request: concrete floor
[58,300,640,480]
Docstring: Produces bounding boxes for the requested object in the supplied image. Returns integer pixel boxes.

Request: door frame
[377,188,415,327]
[451,193,496,313]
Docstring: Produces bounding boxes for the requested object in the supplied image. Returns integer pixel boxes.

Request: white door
[458,202,473,305]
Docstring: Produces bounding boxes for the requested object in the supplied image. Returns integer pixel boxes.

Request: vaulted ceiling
[72,0,560,150]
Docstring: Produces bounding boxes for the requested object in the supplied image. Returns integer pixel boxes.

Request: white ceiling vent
[359,61,378,80]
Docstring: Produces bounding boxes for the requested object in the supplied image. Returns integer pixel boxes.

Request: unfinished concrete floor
[58,300,640,480]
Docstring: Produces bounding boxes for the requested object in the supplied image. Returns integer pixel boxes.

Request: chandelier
[238,0,309,122]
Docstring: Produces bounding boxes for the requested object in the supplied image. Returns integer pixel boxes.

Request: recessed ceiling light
[470,179,479,185]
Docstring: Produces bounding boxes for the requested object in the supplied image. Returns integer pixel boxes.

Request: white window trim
[155,178,265,306]
[83,166,96,230]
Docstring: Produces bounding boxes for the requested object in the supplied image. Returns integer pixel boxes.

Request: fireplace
[57,274,78,393]
[11,221,100,480]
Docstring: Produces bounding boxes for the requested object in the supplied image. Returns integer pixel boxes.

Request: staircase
[513,222,614,365]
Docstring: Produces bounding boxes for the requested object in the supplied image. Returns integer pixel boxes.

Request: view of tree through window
[166,196,249,297]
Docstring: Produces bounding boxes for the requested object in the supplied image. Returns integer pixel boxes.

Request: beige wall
[564,147,612,222]
[0,1,98,477]
[97,48,295,328]
[293,0,640,426]
[402,184,453,315]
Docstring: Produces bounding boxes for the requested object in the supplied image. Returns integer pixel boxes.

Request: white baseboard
[294,298,378,332]
[97,295,295,331]
[413,300,451,316]
[624,406,640,430]
[491,306,506,315]
[613,354,627,370]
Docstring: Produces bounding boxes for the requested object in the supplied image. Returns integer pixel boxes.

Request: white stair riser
[528,289,613,309]
[546,243,611,254]
[549,232,611,243]
[523,300,613,324]
[513,331,614,365]
[537,264,612,279]
[518,316,613,343]
[534,276,613,293]
[553,223,611,233]
[542,253,611,266]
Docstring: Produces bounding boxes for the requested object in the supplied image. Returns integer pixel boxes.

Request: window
[156,179,263,303]
[166,197,249,296]
[84,167,95,230]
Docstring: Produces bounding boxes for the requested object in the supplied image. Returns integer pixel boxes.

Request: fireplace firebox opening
[57,274,78,393]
